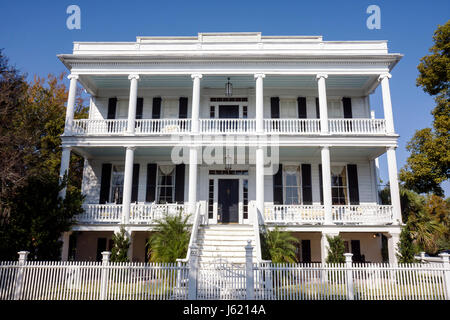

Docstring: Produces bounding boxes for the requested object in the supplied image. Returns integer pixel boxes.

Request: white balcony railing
[328,119,386,135]
[77,203,193,225]
[72,119,128,135]
[264,204,394,225]
[264,119,321,134]
[332,205,394,224]
[135,119,191,134]
[77,204,123,223]
[199,119,256,134]
[264,205,325,224]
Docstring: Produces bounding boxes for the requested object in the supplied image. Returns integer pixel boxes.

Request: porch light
[225,153,233,171]
[225,77,233,96]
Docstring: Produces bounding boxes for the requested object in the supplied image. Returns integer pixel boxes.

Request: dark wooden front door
[219,105,239,118]
[218,179,239,223]
[301,240,312,263]
[351,240,362,262]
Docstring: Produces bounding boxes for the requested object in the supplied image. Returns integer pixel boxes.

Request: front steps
[196,224,258,264]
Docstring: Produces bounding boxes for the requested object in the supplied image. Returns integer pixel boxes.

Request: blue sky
[1,0,449,196]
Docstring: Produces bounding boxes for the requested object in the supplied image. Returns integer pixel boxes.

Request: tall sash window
[157,165,175,204]
[110,165,124,204]
[331,166,348,205]
[284,166,301,205]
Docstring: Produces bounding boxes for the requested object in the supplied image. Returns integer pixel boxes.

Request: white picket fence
[1,250,449,300]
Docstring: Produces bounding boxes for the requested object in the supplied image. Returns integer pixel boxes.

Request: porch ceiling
[83,74,373,91]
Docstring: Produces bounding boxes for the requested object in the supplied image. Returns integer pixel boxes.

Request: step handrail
[251,201,263,261]
[177,201,203,263]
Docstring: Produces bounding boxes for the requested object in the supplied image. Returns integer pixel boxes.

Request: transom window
[331,166,348,205]
[157,166,175,204]
[110,165,124,204]
[284,166,301,205]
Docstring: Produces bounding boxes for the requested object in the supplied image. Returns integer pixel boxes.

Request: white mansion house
[58,32,403,265]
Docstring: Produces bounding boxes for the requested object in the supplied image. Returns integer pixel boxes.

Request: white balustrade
[328,119,386,134]
[264,204,325,224]
[77,204,122,224]
[200,119,256,134]
[332,205,394,224]
[135,119,191,134]
[72,119,128,135]
[264,119,321,134]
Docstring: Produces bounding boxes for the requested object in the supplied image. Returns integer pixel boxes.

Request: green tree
[396,225,417,263]
[147,211,190,263]
[325,235,346,263]
[260,226,298,263]
[400,21,450,196]
[111,227,130,262]
[0,174,84,260]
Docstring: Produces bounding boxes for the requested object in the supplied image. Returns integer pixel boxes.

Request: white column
[122,146,135,225]
[60,231,72,261]
[379,73,395,134]
[127,229,134,261]
[255,146,265,221]
[387,147,402,224]
[387,230,400,265]
[316,74,329,134]
[254,73,265,133]
[64,74,79,134]
[59,147,72,198]
[321,146,333,224]
[320,231,339,264]
[188,147,198,211]
[127,74,140,134]
[191,74,202,133]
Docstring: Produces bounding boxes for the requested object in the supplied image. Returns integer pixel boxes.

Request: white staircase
[196,224,258,264]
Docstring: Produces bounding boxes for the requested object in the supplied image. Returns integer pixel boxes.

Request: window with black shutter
[99,164,112,204]
[175,164,185,203]
[347,164,360,205]
[107,98,117,119]
[343,97,353,132]
[152,97,161,119]
[146,164,157,202]
[136,98,144,119]
[301,164,312,205]
[271,97,280,131]
[315,97,320,118]
[273,164,283,205]
[179,97,188,119]
[319,164,323,205]
[131,164,140,203]
[297,97,307,118]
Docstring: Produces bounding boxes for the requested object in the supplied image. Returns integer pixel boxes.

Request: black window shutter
[179,97,188,119]
[175,164,185,203]
[273,164,283,205]
[315,97,320,118]
[99,163,112,204]
[146,164,157,202]
[152,97,161,119]
[301,164,312,205]
[107,98,117,119]
[297,97,307,119]
[343,97,353,119]
[318,164,323,205]
[347,164,360,205]
[136,98,144,120]
[131,164,140,203]
[270,97,280,118]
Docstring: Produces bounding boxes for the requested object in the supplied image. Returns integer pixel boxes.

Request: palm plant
[407,209,444,254]
[111,226,130,262]
[326,235,346,263]
[261,226,299,263]
[147,210,190,263]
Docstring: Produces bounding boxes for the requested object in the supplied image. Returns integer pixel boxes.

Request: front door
[219,105,239,118]
[218,179,239,223]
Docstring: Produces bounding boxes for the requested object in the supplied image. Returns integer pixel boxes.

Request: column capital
[128,74,140,81]
[254,73,266,79]
[191,73,203,80]
[378,73,392,82]
[316,73,328,80]
[126,146,136,151]
[67,74,79,81]
[387,146,397,151]
[320,145,331,150]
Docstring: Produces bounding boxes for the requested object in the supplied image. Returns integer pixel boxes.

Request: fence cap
[439,253,450,259]
[344,253,353,263]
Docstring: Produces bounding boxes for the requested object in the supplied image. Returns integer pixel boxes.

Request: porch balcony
[76,202,394,226]
[71,118,387,136]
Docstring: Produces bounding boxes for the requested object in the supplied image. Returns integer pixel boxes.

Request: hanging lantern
[225,77,233,96]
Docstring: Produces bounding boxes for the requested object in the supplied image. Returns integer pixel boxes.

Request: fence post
[420,251,426,263]
[245,240,255,300]
[188,244,199,300]
[100,251,111,300]
[14,251,29,300]
[439,253,450,300]
[344,253,354,300]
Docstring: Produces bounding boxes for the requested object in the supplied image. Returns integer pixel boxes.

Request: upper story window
[284,166,301,205]
[157,166,175,204]
[110,165,124,204]
[331,166,348,205]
